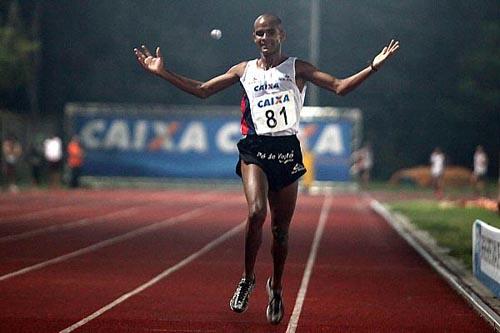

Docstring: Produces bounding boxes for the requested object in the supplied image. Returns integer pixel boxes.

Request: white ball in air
[210,29,222,40]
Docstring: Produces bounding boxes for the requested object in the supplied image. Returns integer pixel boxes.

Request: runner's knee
[248,204,267,229]
[271,225,289,244]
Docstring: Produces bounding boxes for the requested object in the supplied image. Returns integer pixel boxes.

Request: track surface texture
[0,188,493,332]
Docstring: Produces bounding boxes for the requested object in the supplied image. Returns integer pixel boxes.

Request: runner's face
[253,19,284,56]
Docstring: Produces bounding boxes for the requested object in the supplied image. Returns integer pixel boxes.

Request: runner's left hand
[371,39,399,70]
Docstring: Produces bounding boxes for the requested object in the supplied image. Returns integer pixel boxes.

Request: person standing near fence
[43,134,63,188]
[2,135,22,193]
[430,147,445,199]
[134,13,399,324]
[356,142,373,187]
[28,135,44,187]
[472,145,488,196]
[67,135,84,188]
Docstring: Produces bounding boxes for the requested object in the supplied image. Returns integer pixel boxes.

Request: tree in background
[454,17,499,175]
[459,20,499,113]
[0,0,39,110]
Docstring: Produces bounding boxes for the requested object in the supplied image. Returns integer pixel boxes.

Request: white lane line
[369,198,500,330]
[0,197,159,225]
[0,204,81,224]
[0,204,217,282]
[0,206,143,243]
[0,190,225,243]
[59,221,246,333]
[0,190,225,222]
[286,194,332,333]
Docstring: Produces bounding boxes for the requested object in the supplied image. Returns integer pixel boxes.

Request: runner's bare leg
[268,181,298,290]
[241,161,269,279]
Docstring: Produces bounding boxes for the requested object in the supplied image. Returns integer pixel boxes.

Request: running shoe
[229,276,256,313]
[266,277,284,324]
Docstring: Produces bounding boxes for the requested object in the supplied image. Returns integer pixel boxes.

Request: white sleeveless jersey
[240,57,306,136]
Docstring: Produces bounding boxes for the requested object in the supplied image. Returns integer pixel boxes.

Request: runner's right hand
[134,45,165,75]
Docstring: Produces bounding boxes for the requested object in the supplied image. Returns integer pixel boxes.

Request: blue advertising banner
[66,104,360,182]
[299,120,353,181]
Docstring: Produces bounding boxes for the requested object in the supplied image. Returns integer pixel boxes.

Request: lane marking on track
[0,190,225,243]
[286,194,332,333]
[0,203,220,282]
[59,221,246,333]
[0,198,143,225]
[0,195,177,225]
[0,191,225,244]
[369,197,500,330]
[0,206,144,243]
[0,204,82,225]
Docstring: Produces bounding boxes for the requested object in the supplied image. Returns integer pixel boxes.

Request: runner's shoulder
[295,59,316,75]
[228,61,250,77]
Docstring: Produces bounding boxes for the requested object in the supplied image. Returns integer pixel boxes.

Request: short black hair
[254,13,283,30]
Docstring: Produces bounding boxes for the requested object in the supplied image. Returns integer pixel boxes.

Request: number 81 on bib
[252,90,297,135]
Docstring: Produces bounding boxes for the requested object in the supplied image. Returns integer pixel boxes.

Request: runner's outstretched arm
[297,39,399,96]
[134,45,245,98]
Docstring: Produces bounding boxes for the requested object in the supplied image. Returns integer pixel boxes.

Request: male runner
[134,13,399,324]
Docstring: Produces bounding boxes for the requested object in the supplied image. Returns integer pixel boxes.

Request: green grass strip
[389,200,500,269]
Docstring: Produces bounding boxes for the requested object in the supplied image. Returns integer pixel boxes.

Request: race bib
[252,89,297,134]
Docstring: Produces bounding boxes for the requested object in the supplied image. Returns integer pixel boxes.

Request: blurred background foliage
[0,0,38,107]
[0,0,498,179]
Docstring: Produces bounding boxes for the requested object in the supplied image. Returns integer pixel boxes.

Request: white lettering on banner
[481,236,500,267]
[153,122,175,151]
[313,124,344,155]
[479,224,500,283]
[133,121,148,150]
[104,120,130,150]
[216,123,240,153]
[79,119,347,156]
[80,120,105,149]
[178,122,207,153]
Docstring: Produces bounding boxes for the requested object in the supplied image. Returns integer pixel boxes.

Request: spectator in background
[430,147,445,199]
[67,135,84,188]
[2,135,22,193]
[43,134,63,188]
[359,142,373,186]
[351,142,373,187]
[28,135,44,187]
[471,145,488,196]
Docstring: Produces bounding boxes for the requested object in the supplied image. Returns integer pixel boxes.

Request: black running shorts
[236,135,307,191]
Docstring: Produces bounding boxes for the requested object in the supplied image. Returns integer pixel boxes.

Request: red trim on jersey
[240,94,249,135]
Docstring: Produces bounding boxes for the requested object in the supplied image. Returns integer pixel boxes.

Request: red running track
[0,188,493,332]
